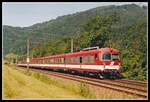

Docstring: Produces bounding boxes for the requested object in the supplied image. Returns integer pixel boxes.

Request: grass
[2,65,84,99]
[2,64,140,100]
[17,68,95,99]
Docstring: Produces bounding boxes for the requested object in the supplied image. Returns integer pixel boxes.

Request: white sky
[2,2,148,27]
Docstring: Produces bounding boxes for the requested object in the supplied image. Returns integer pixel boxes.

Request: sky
[2,2,148,27]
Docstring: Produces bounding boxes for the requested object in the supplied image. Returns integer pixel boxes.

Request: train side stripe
[17,64,120,70]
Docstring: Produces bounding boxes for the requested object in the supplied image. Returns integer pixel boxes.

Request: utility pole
[16,55,18,64]
[27,38,30,72]
[109,39,111,48]
[71,38,73,52]
[96,8,97,16]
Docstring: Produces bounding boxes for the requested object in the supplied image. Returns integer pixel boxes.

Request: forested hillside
[3,4,147,80]
[3,4,147,55]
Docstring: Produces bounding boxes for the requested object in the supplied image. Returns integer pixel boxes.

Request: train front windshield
[102,53,111,60]
[101,53,119,61]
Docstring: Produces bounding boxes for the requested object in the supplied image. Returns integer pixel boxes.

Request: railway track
[17,67,148,99]
[114,79,147,87]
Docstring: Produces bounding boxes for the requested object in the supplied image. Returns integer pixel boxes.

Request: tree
[5,53,18,64]
[73,15,118,50]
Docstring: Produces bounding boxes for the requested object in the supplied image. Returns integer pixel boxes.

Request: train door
[80,57,82,64]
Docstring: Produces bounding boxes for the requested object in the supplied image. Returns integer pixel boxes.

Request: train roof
[32,47,119,60]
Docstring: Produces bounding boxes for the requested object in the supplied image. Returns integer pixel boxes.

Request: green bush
[79,82,91,98]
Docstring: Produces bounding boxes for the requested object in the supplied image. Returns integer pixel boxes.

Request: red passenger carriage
[18,47,121,79]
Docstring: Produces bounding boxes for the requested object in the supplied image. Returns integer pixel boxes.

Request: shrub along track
[17,67,147,99]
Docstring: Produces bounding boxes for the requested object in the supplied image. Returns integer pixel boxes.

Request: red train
[18,47,121,79]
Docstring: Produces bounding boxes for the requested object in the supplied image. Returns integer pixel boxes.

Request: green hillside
[3,4,147,56]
